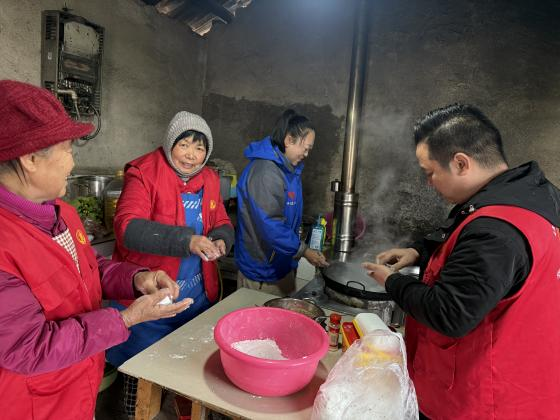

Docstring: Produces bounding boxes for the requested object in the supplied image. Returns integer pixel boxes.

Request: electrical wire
[84,106,101,139]
[75,105,101,146]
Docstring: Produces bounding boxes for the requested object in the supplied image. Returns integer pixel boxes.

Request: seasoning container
[341,321,359,352]
[103,170,124,232]
[328,313,342,352]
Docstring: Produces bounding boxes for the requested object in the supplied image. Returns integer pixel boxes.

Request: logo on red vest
[76,229,87,245]
[210,200,217,210]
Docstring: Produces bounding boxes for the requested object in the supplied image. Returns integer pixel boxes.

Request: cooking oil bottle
[104,170,124,232]
[309,214,326,251]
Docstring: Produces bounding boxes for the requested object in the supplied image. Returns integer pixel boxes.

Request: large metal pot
[65,175,113,200]
[320,261,420,324]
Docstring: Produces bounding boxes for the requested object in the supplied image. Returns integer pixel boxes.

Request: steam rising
[345,107,447,263]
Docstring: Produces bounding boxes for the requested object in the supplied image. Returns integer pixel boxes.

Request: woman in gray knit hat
[107,111,234,417]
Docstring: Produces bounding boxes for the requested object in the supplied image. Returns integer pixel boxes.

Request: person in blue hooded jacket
[235,109,329,296]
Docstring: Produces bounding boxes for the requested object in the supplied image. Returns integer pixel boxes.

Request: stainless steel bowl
[65,175,113,200]
[263,297,326,320]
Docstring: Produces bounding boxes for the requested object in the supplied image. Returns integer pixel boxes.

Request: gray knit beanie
[163,111,213,180]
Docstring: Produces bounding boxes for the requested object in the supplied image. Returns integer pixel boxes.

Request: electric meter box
[41,10,105,118]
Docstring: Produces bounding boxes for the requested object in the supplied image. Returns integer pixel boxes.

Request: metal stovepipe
[332,0,370,254]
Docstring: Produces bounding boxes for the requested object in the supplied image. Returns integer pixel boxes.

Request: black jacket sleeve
[124,218,194,257]
[386,217,531,338]
[409,237,434,272]
[208,224,234,254]
[124,219,235,258]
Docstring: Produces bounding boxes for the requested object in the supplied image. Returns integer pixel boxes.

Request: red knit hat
[0,80,94,162]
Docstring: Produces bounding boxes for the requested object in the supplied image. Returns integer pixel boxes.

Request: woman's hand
[213,239,226,257]
[375,247,420,271]
[120,288,193,328]
[303,248,330,268]
[133,270,180,299]
[189,235,221,261]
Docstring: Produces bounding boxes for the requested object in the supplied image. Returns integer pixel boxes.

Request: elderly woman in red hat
[0,80,192,420]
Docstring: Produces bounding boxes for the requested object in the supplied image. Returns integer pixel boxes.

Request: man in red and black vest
[364,104,560,419]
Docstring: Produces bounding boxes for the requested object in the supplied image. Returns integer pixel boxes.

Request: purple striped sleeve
[96,252,146,300]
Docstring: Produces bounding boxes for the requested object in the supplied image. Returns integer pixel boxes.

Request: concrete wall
[0,0,206,171]
[203,0,353,228]
[2,0,559,250]
[203,0,560,250]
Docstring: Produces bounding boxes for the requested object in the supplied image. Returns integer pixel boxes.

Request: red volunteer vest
[113,148,231,303]
[0,201,104,420]
[405,205,560,419]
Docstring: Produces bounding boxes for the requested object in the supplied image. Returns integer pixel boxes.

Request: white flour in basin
[232,339,287,360]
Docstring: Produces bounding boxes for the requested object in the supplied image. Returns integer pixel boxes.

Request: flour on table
[169,354,187,359]
[232,339,287,360]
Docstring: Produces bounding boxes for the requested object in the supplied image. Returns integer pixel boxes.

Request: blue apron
[107,190,211,367]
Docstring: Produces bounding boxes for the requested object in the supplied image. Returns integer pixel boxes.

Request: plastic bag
[312,330,418,420]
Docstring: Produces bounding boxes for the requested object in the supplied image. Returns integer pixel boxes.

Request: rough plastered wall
[202,0,560,252]
[0,0,206,172]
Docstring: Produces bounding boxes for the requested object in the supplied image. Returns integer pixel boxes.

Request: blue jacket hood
[244,136,303,175]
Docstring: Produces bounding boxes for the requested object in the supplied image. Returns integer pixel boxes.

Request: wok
[320,261,390,301]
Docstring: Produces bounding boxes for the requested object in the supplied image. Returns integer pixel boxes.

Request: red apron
[113,148,232,303]
[0,201,104,420]
[406,205,560,419]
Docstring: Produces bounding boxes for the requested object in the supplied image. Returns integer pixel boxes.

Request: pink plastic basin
[214,306,329,397]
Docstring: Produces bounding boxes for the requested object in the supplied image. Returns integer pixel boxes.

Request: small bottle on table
[328,313,342,352]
